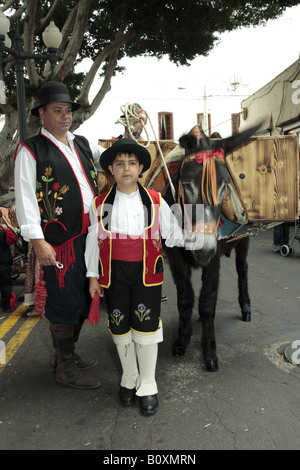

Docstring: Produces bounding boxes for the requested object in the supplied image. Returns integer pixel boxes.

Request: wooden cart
[98,135,300,228]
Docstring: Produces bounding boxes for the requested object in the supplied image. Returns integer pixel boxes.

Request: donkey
[161,124,261,371]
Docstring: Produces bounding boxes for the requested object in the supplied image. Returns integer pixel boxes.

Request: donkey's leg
[235,237,251,322]
[167,249,194,356]
[199,257,219,372]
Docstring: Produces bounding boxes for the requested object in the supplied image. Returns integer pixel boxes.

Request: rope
[116,103,176,201]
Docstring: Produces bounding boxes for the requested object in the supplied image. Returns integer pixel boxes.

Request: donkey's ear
[221,122,263,153]
[179,134,198,155]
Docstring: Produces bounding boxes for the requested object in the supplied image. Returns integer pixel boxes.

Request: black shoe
[139,394,159,416]
[119,387,136,407]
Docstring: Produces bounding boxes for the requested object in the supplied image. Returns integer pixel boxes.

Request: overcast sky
[78,4,300,141]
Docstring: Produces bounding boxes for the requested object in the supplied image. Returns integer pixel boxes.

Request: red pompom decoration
[9,292,16,310]
[87,292,101,326]
[34,267,47,319]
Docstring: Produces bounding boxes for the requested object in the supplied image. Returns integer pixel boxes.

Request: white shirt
[85,187,185,278]
[14,127,104,242]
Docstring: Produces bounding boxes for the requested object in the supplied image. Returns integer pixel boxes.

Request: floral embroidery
[152,230,162,252]
[110,308,124,326]
[90,159,98,188]
[55,206,63,216]
[36,166,70,223]
[135,303,151,322]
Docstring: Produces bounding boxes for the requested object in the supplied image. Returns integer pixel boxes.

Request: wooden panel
[226,135,299,221]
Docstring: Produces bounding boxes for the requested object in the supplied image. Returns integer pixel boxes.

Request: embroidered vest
[16,133,98,246]
[95,183,164,288]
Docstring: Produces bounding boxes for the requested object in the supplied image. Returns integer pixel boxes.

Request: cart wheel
[280,245,291,257]
[289,247,295,256]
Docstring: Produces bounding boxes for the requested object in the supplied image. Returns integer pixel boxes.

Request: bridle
[177,148,230,235]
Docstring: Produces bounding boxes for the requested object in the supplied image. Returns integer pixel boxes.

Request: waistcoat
[95,183,163,288]
[15,132,98,246]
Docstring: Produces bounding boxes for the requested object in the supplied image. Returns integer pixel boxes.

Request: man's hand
[124,109,148,139]
[31,239,57,266]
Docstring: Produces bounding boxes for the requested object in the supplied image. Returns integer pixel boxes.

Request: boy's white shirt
[85,187,185,278]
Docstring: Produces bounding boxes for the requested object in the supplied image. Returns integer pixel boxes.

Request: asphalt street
[0,227,300,454]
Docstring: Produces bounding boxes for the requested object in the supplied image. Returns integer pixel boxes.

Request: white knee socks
[114,335,159,396]
[135,343,158,396]
[115,342,139,390]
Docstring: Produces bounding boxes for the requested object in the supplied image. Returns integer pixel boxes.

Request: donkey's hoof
[241,304,251,322]
[242,312,251,322]
[205,357,219,372]
[172,341,186,357]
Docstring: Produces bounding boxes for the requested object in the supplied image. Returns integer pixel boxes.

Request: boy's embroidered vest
[95,183,163,288]
[15,133,98,247]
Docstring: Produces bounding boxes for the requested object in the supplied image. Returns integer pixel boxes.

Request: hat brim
[31,101,81,117]
[100,142,151,174]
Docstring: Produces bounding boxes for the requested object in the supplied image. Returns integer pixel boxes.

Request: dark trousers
[105,260,162,336]
[0,266,13,311]
[273,223,290,246]
[43,234,91,325]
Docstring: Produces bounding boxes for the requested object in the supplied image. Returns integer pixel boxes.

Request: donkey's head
[178,124,261,266]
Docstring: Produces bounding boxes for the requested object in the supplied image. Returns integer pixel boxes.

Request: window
[231,113,240,135]
[158,112,174,140]
[197,113,211,135]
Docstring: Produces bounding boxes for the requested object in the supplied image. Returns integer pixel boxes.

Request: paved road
[0,228,300,453]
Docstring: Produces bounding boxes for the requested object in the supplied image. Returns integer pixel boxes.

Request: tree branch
[36,0,62,34]
[53,0,92,81]
[7,1,28,23]
[72,48,119,130]
[1,0,20,12]
[23,0,40,87]
[78,25,136,106]
[89,49,119,114]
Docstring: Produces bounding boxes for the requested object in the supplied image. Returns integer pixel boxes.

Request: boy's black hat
[100,138,151,174]
[31,82,81,117]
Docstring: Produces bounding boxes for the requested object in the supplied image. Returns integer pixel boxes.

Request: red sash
[112,234,143,261]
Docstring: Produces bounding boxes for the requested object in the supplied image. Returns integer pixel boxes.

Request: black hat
[100,138,151,174]
[31,82,81,117]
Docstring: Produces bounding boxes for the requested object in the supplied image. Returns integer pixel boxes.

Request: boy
[85,138,185,415]
[0,209,19,313]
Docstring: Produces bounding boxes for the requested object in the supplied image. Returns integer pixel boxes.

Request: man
[15,82,146,389]
[14,81,103,389]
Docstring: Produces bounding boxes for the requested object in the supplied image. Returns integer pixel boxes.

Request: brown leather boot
[73,318,97,370]
[49,322,100,389]
[50,322,97,370]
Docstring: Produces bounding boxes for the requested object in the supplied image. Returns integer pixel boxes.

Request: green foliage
[83,0,300,64]
[1,0,299,105]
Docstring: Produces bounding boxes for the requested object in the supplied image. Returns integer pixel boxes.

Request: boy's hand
[89,277,103,299]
